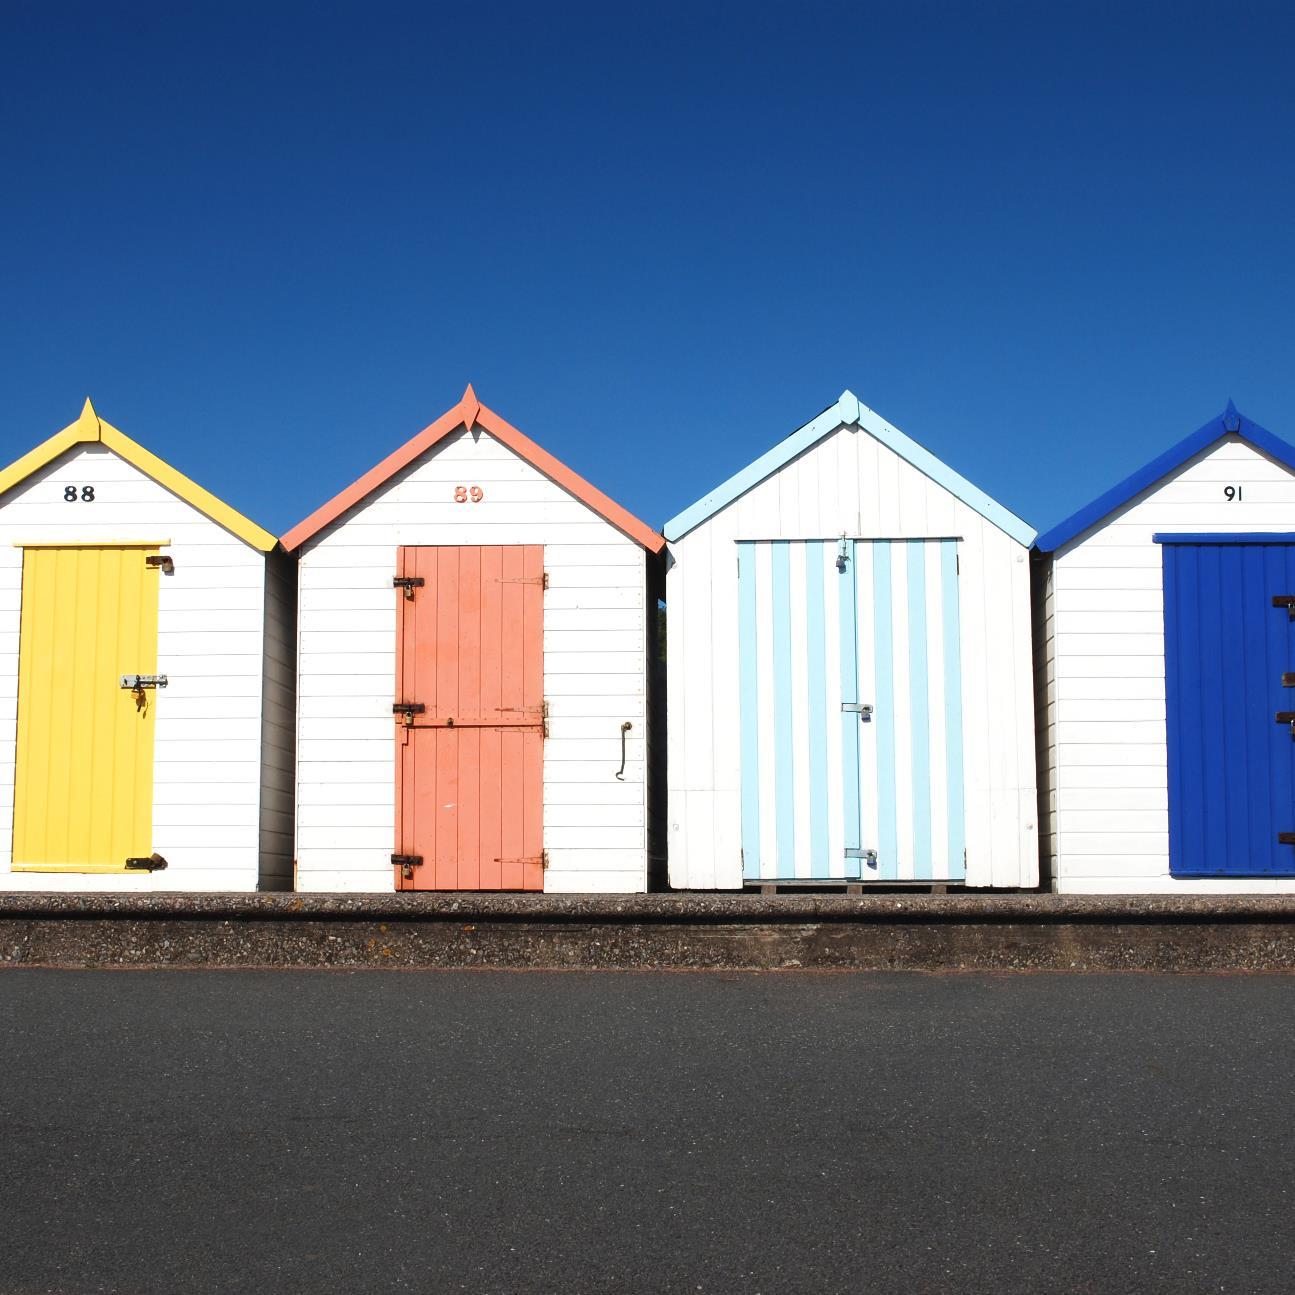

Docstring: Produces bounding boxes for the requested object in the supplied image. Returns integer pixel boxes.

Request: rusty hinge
[125,853,168,871]
[495,850,549,870]
[501,572,549,588]
[393,576,425,599]
[392,853,422,879]
[543,699,549,738]
[393,702,426,726]
[1283,673,1295,687]
[1279,834,1295,847]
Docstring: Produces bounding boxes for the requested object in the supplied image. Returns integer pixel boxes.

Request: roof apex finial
[459,383,481,430]
[78,397,102,439]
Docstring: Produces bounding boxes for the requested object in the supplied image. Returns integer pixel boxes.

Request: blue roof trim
[1154,533,1295,545]
[1035,402,1295,553]
[662,390,1035,546]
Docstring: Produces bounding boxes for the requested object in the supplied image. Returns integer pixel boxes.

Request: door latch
[1276,711,1295,739]
[393,576,424,600]
[842,702,874,720]
[1274,595,1295,621]
[125,853,168,871]
[391,853,422,879]
[393,703,426,726]
[120,675,168,690]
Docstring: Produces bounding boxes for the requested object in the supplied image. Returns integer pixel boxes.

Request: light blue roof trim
[663,390,1036,547]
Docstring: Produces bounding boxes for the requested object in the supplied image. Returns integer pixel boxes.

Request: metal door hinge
[495,851,548,870]
[120,674,167,690]
[1280,833,1295,847]
[392,853,422,879]
[502,572,549,588]
[125,853,168,871]
[393,576,425,599]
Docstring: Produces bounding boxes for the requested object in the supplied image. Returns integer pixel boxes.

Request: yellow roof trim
[0,399,277,552]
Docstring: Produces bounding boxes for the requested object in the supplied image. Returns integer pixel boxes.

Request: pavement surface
[0,970,1291,1294]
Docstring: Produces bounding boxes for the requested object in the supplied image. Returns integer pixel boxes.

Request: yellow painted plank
[12,546,160,871]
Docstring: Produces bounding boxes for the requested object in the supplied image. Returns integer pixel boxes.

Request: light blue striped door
[737,539,966,882]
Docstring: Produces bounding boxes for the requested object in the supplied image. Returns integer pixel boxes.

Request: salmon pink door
[394,545,545,890]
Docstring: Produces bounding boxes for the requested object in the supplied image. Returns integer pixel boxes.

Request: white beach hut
[1034,402,1295,893]
[665,390,1038,890]
[0,401,295,891]
[281,385,665,894]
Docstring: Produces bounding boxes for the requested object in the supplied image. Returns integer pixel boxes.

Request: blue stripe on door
[770,542,796,880]
[872,541,899,881]
[907,541,932,881]
[941,540,966,879]
[805,541,829,875]
[737,542,761,880]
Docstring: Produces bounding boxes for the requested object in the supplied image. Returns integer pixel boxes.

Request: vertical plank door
[12,545,160,871]
[1162,536,1295,877]
[736,539,965,883]
[394,545,545,890]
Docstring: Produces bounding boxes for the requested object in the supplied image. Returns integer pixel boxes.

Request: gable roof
[0,399,277,551]
[1034,402,1295,554]
[280,385,666,553]
[662,389,1035,546]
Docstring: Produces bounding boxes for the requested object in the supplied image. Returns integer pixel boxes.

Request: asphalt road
[0,970,1291,1295]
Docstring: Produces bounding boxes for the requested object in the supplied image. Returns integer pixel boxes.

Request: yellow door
[12,546,160,872]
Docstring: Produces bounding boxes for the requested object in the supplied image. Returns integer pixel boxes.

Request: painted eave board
[662,390,1036,547]
[0,400,277,552]
[1034,402,1295,554]
[280,385,666,555]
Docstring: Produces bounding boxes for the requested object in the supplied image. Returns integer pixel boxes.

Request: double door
[393,545,545,891]
[737,538,966,883]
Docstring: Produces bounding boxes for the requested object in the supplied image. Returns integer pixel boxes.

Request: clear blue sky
[2,2,1292,538]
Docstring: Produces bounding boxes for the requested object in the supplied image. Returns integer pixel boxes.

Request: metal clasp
[842,702,874,720]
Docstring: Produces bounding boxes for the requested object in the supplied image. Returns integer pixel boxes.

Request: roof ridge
[662,391,1035,546]
[1034,403,1295,553]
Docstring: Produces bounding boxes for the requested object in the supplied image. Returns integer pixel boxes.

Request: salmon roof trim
[280,385,665,554]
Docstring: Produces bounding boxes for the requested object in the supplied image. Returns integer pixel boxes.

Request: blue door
[1161,535,1295,877]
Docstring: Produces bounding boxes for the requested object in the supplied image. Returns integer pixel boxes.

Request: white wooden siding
[666,421,1038,889]
[0,442,276,892]
[293,427,651,894]
[1049,435,1295,893]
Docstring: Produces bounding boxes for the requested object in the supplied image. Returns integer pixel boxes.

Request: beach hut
[281,385,665,893]
[664,390,1038,890]
[1034,402,1295,893]
[0,400,295,891]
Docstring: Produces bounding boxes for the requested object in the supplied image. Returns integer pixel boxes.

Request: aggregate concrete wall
[2,894,1294,972]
